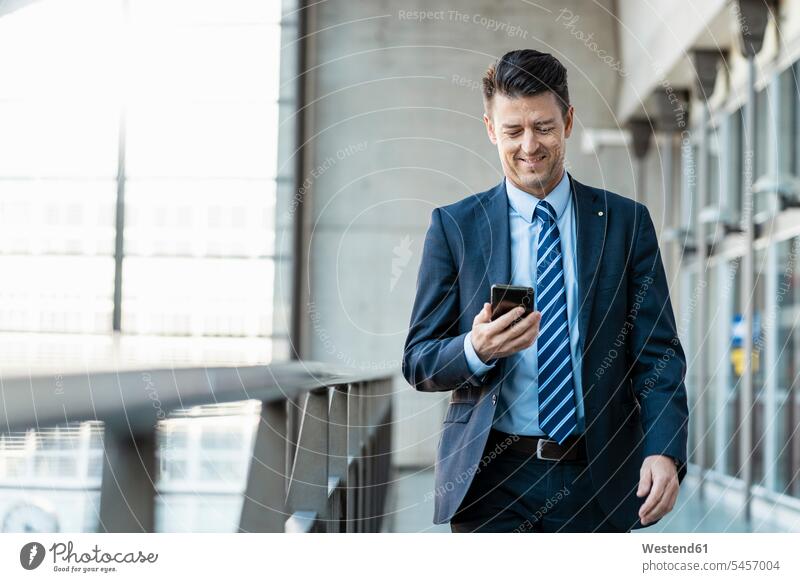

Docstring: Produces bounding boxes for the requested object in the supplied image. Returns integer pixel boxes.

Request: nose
[520,129,540,156]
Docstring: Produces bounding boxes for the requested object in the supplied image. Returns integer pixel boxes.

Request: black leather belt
[488,428,587,462]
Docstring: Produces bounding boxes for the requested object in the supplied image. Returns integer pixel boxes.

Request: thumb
[475,302,491,323]
[637,465,652,497]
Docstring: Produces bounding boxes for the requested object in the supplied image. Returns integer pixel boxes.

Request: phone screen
[491,284,534,322]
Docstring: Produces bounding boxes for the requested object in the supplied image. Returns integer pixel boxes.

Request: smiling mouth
[518,154,547,165]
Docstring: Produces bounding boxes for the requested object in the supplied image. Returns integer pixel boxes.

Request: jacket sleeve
[402,207,490,392]
[627,204,689,477]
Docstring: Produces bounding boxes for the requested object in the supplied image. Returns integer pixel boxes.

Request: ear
[563,105,575,139]
[483,112,497,145]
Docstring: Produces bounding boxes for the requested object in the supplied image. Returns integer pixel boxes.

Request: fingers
[638,475,667,525]
[500,310,541,347]
[488,305,527,332]
[653,482,679,522]
[640,477,679,525]
[637,463,653,498]
[472,304,541,360]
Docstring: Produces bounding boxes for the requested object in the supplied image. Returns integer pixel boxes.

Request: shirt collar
[504,169,571,224]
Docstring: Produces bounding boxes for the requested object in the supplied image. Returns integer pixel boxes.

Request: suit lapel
[569,173,607,347]
[474,180,511,293]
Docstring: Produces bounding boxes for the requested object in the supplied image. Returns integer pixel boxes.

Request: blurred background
[0,0,799,533]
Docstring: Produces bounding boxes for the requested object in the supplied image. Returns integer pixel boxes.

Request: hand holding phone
[469,285,542,363]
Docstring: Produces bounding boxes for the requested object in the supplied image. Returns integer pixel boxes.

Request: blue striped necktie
[534,200,577,444]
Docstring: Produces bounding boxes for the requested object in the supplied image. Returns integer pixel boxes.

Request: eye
[506,130,522,137]
[538,127,554,134]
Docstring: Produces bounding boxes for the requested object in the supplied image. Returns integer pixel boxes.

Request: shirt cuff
[463,331,497,381]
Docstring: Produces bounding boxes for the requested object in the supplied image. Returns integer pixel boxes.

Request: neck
[510,166,565,200]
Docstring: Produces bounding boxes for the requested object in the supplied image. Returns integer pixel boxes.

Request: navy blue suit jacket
[402,173,689,528]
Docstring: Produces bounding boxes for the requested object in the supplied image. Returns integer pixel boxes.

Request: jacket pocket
[443,401,476,424]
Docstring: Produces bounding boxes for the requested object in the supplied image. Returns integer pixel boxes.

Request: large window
[701,259,719,470]
[776,67,796,178]
[707,123,721,210]
[0,0,294,533]
[753,80,782,219]
[754,87,769,184]
[0,0,120,334]
[711,258,736,473]
[680,141,698,232]
[775,237,800,498]
[724,257,743,477]
[727,108,744,226]
[794,63,800,176]
[752,249,767,485]
[684,267,699,465]
[0,0,284,361]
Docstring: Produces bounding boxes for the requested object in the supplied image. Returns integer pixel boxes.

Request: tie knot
[534,200,556,224]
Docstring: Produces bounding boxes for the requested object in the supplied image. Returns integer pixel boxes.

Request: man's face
[483,91,573,198]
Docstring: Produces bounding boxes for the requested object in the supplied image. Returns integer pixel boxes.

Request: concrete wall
[300,0,635,466]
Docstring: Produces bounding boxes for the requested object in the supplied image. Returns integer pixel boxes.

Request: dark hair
[482,49,570,117]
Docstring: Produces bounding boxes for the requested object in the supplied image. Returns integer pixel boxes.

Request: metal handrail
[1,362,395,533]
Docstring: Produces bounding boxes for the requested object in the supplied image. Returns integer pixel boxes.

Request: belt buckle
[536,438,562,461]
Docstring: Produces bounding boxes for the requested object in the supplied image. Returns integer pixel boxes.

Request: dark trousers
[450,430,628,533]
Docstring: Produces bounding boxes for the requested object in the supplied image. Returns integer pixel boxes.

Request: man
[402,49,688,533]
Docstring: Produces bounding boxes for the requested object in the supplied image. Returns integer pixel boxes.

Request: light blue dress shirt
[463,170,585,436]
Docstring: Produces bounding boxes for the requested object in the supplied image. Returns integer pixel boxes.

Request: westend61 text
[642,543,708,554]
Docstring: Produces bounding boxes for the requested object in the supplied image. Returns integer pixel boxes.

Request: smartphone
[490,284,535,324]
